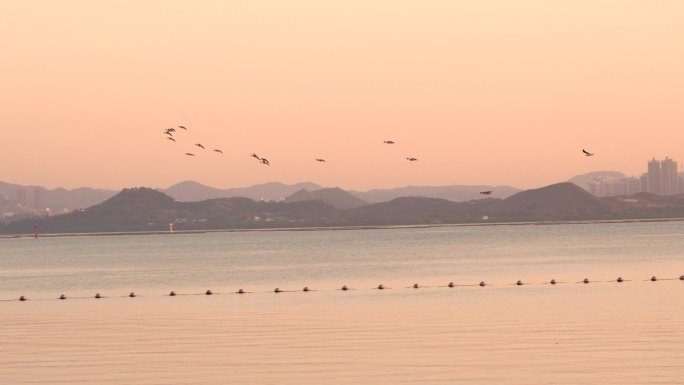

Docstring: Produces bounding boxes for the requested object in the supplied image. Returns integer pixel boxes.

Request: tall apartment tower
[647,158,662,195]
[661,157,678,195]
[646,157,679,196]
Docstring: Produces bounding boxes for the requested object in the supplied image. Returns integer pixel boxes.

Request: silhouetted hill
[285,187,368,209]
[5,183,684,235]
[162,181,323,201]
[568,171,626,191]
[352,185,521,203]
[492,182,620,220]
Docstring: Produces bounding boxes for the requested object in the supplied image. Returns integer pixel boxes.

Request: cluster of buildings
[0,186,49,221]
[588,157,684,197]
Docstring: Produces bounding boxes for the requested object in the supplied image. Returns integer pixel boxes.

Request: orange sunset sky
[2,1,683,191]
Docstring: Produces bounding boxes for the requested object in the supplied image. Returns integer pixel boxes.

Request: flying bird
[406,157,418,162]
[315,158,326,162]
[582,149,594,157]
[165,128,176,133]
[213,149,223,154]
[178,125,187,130]
[164,131,173,136]
[260,158,270,166]
[251,153,261,160]
[167,137,176,142]
[195,144,205,149]
[185,153,195,156]
[480,191,493,195]
[383,140,395,144]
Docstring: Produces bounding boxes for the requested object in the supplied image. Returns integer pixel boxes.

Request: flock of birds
[162,125,596,196]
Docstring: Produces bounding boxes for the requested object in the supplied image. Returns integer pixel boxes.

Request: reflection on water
[1,222,684,384]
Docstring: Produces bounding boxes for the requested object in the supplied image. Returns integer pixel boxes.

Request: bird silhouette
[315,158,326,162]
[178,125,187,130]
[406,157,418,162]
[195,144,205,149]
[251,153,261,160]
[165,128,176,133]
[260,158,270,166]
[185,153,195,156]
[213,149,223,154]
[167,137,176,142]
[480,191,493,195]
[383,140,395,144]
[582,149,594,157]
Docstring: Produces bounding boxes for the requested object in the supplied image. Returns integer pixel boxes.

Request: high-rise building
[587,176,642,197]
[646,157,679,196]
[34,187,46,211]
[661,157,679,195]
[647,158,662,195]
[16,187,28,207]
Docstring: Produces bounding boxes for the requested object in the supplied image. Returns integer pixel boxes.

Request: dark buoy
[237,289,245,294]
[19,295,26,301]
[95,293,101,299]
[169,291,176,296]
[274,288,281,293]
[341,285,348,291]
[550,279,557,285]
[59,294,66,300]
[617,277,623,283]
[479,281,486,287]
[650,276,657,282]
[129,292,136,298]
[448,282,454,288]
[377,284,385,290]
[680,275,684,281]
[516,280,523,286]
[583,278,589,284]
[412,283,419,289]
[205,289,213,295]
[303,287,310,292]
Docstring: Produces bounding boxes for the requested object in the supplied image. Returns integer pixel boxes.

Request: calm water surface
[1,222,683,384]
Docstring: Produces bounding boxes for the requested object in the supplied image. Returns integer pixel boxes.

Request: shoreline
[3,217,684,239]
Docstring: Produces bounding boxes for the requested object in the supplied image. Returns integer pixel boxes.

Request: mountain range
[3,182,684,235]
[0,171,645,216]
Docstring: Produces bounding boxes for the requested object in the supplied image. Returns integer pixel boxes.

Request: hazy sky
[2,1,683,191]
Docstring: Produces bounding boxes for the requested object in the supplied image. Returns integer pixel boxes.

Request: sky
[1,1,683,191]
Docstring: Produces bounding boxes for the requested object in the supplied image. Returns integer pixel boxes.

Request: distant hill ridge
[284,187,368,209]
[4,181,684,234]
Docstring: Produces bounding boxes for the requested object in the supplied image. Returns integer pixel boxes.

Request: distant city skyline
[2,2,683,191]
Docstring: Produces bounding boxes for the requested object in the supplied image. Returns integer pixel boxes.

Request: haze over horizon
[2,1,683,191]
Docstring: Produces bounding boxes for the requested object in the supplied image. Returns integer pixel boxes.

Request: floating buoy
[617,277,623,283]
[680,275,684,281]
[169,291,176,296]
[377,284,384,290]
[237,289,245,294]
[129,292,136,298]
[274,288,281,293]
[650,276,657,282]
[583,278,589,284]
[550,279,557,285]
[19,295,26,301]
[479,281,486,287]
[94,293,101,299]
[205,289,213,295]
[341,285,348,291]
[59,294,66,300]
[412,283,419,289]
[448,282,454,288]
[516,280,523,286]
[303,287,310,292]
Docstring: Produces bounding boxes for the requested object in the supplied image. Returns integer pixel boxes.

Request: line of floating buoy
[6,275,683,302]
